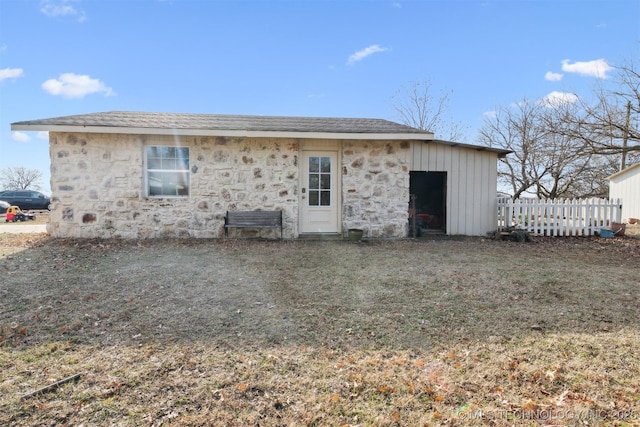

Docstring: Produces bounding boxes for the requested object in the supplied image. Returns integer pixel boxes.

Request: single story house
[608,163,640,222]
[11,111,510,239]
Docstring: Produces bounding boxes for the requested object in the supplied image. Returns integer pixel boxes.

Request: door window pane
[320,191,330,206]
[309,157,319,172]
[321,157,331,172]
[320,174,330,189]
[309,175,319,190]
[309,190,319,205]
[308,156,332,206]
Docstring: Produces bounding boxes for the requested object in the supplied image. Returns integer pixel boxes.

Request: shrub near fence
[497,198,623,237]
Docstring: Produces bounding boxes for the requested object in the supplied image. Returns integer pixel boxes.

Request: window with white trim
[146,146,190,197]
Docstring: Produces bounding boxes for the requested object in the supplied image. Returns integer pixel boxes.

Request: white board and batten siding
[410,141,498,236]
[608,163,640,222]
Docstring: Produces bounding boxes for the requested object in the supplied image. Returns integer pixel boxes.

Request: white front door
[300,151,339,233]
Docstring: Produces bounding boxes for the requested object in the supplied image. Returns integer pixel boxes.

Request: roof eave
[606,163,640,180]
[11,124,434,141]
[424,139,512,157]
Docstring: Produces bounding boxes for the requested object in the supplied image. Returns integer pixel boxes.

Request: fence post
[592,199,597,235]
[592,198,599,235]
[508,199,515,229]
[615,198,623,224]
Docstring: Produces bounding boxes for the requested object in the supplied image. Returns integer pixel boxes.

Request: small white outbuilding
[608,163,640,222]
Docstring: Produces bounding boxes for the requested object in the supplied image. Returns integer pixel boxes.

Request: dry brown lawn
[1,226,639,426]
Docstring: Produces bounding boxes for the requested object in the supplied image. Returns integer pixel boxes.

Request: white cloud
[540,91,578,108]
[37,131,50,139]
[40,0,87,22]
[347,45,388,65]
[561,58,613,79]
[12,132,30,143]
[482,110,497,119]
[545,71,563,81]
[0,68,24,81]
[42,73,115,99]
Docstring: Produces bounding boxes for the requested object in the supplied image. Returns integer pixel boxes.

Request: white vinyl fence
[497,198,623,236]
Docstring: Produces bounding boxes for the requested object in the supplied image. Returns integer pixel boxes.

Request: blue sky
[1,0,638,194]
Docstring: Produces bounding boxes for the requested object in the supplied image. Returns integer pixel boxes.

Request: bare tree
[550,59,639,169]
[536,101,610,198]
[479,100,546,199]
[0,167,43,191]
[566,155,619,198]
[390,80,467,141]
[478,99,605,199]
[480,58,640,200]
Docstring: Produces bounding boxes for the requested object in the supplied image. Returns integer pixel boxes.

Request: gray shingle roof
[12,111,431,135]
[12,111,512,155]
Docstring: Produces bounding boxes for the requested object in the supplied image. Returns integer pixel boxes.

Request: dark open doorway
[409,171,446,235]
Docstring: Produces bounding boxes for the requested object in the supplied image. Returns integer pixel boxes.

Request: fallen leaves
[376,385,396,394]
[0,334,639,425]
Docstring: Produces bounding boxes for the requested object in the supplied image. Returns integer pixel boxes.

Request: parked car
[0,199,10,213]
[0,190,51,211]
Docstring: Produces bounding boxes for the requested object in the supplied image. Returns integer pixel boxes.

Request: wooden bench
[224,210,283,239]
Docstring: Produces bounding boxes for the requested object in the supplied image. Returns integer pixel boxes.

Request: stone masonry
[341,140,410,238]
[47,132,410,239]
[48,132,299,239]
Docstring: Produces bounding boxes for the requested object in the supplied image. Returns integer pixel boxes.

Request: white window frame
[145,146,190,198]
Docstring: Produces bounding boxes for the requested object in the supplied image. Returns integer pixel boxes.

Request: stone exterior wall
[48,132,299,239]
[341,140,410,238]
[47,132,411,239]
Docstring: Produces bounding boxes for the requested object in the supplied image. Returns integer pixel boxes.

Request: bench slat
[225,210,283,239]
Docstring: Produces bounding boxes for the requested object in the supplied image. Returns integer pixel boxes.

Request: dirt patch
[1,235,639,425]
